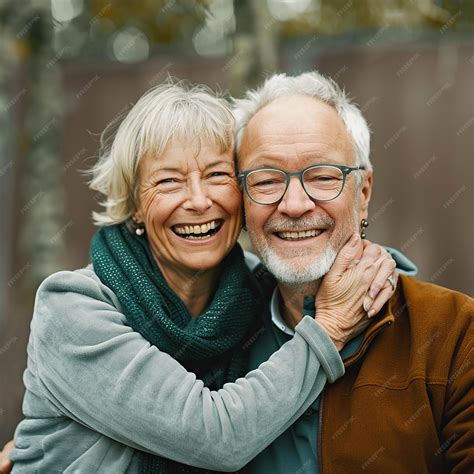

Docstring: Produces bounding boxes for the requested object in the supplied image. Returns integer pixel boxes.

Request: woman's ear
[133,210,144,223]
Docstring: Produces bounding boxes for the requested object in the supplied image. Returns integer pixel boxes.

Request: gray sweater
[11,264,344,473]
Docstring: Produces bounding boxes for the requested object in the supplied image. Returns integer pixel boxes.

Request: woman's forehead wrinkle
[190,152,205,172]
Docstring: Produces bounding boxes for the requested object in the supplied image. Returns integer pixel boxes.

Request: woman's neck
[155,260,220,317]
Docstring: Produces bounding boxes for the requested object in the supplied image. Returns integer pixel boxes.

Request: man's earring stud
[360,218,369,239]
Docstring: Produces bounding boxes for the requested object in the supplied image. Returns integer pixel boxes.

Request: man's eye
[157,178,176,184]
[254,180,276,186]
[316,176,337,181]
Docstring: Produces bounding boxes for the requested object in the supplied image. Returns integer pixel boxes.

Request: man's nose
[182,178,213,213]
[277,177,316,217]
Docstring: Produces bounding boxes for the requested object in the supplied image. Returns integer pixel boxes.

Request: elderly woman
[8,82,404,473]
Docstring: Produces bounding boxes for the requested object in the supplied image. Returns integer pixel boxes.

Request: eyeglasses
[238,164,366,205]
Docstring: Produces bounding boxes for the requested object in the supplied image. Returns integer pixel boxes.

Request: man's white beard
[248,214,345,285]
[257,241,338,285]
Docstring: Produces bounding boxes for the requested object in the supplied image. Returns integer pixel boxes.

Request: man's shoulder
[397,274,473,337]
[399,275,473,312]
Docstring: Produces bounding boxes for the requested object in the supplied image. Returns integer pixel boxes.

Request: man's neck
[277,280,322,331]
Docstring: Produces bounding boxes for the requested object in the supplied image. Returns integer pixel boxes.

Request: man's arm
[441,302,474,473]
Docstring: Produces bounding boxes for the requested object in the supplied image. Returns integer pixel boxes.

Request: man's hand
[315,234,397,351]
[0,440,14,473]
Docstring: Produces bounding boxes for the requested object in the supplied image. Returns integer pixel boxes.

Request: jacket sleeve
[440,299,474,473]
[32,270,344,472]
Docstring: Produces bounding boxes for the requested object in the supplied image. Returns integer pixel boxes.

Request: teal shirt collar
[270,288,296,336]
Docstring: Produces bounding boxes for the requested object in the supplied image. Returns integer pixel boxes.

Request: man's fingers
[329,233,363,276]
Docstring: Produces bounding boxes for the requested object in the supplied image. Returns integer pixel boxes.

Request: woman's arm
[22,235,395,471]
[32,269,340,471]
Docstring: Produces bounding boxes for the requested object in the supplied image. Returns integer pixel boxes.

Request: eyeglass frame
[237,164,366,205]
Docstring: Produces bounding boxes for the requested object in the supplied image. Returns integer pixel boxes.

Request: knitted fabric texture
[91,224,263,473]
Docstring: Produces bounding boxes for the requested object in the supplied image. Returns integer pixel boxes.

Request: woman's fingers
[368,256,397,299]
[357,245,384,292]
[328,233,363,277]
[358,246,397,317]
[315,239,398,349]
[367,282,395,317]
[0,440,14,474]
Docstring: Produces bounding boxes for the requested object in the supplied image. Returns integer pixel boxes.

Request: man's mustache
[264,215,335,233]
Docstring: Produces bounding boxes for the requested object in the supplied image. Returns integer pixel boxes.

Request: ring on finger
[387,275,395,290]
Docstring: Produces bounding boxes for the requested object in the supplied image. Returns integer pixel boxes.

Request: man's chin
[258,245,337,285]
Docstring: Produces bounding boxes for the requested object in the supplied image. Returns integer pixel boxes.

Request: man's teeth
[174,220,219,236]
[277,229,323,240]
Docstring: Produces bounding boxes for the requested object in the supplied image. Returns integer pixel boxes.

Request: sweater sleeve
[32,270,343,472]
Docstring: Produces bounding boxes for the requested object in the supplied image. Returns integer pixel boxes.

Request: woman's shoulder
[32,265,125,336]
[38,265,118,305]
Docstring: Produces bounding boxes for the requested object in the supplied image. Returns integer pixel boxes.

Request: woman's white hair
[89,79,234,225]
[232,71,372,171]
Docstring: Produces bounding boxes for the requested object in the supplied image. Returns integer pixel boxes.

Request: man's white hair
[232,71,372,171]
[89,80,234,225]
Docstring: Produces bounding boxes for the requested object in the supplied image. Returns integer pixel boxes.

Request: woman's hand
[0,440,14,474]
[315,234,397,351]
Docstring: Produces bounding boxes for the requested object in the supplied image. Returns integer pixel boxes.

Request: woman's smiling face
[134,139,242,274]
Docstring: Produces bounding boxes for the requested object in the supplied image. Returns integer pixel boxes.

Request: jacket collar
[342,279,405,367]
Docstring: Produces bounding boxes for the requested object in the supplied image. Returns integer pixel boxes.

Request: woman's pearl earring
[132,217,145,236]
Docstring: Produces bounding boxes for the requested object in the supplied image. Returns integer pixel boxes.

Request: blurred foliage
[2,1,472,67]
[89,0,209,44]
[278,0,474,36]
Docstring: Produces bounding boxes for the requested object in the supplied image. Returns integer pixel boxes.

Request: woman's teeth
[173,220,221,239]
[277,229,323,240]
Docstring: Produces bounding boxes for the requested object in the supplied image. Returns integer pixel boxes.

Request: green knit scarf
[91,224,264,473]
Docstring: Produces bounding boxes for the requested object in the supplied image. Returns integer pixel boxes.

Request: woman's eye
[209,171,229,177]
[208,171,232,181]
[155,178,182,192]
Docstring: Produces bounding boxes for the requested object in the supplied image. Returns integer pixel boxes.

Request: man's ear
[359,170,373,218]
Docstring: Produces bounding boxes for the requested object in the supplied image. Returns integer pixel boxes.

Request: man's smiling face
[238,94,373,284]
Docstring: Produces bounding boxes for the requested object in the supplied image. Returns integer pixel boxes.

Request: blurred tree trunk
[229,0,278,96]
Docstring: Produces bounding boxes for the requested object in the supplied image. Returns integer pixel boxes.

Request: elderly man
[236,72,473,473]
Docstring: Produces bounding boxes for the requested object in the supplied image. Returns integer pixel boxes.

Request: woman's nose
[182,178,213,213]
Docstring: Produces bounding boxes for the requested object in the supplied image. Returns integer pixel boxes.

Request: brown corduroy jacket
[319,275,473,473]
